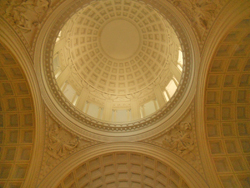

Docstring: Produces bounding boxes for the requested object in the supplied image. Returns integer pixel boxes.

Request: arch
[196,1,250,187]
[38,142,208,188]
[0,17,45,188]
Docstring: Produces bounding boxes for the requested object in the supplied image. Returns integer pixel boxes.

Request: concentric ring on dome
[42,0,193,132]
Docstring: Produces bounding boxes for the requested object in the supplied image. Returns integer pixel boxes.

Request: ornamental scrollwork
[47,123,79,159]
[163,122,194,155]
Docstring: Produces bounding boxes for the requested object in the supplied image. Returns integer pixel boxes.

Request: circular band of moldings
[42,0,193,132]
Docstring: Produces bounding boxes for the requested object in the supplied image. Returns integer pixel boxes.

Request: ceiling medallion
[99,18,141,61]
[43,0,192,132]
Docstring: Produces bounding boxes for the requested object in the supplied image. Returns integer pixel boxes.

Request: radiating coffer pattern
[59,0,180,95]
[56,152,189,188]
[0,44,35,187]
[205,17,250,187]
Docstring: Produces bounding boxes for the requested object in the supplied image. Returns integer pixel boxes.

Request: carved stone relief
[142,102,205,176]
[0,0,52,55]
[170,0,229,41]
[162,122,194,157]
[38,108,100,183]
[47,122,80,160]
[4,0,50,33]
[173,0,217,29]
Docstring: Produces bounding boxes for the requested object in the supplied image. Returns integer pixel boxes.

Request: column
[84,102,90,114]
[97,107,102,119]
[153,99,158,110]
[56,65,71,89]
[72,92,78,104]
[142,105,145,117]
[154,85,166,108]
[127,110,131,121]
[170,62,181,81]
[131,99,140,120]
[113,110,117,122]
[103,100,113,121]
[76,88,89,111]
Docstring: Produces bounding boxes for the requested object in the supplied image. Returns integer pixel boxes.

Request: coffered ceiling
[0,43,35,188]
[204,16,250,187]
[0,0,249,188]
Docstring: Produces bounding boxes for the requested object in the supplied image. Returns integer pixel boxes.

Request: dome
[1,0,250,187]
[41,0,193,133]
[52,0,184,124]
